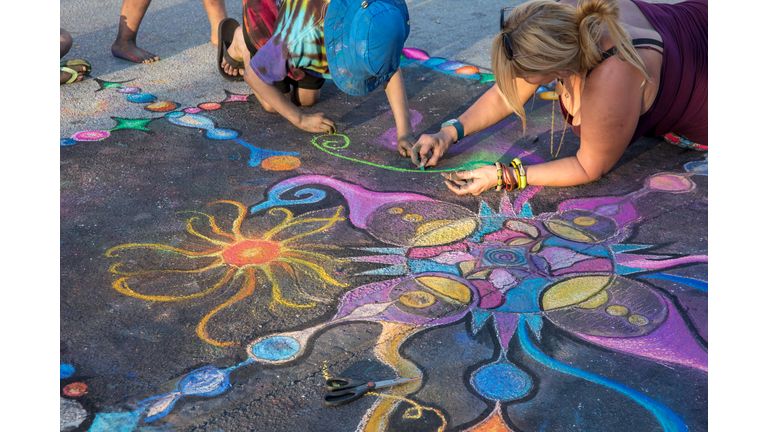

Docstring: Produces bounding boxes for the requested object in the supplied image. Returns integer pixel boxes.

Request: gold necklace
[550,78,569,160]
[550,100,568,160]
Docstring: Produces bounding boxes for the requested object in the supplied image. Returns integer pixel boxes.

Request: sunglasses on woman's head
[500,4,555,61]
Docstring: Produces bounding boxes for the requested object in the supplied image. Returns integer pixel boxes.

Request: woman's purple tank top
[560,0,708,144]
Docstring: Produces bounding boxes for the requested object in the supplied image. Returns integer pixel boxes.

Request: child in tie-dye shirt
[219,0,415,149]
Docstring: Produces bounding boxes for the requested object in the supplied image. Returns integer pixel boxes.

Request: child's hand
[297,112,336,134]
[397,134,416,157]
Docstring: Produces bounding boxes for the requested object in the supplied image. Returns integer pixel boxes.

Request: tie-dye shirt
[249,0,332,85]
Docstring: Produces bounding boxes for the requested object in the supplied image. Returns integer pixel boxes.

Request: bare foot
[221,26,246,77]
[61,64,89,85]
[111,39,159,63]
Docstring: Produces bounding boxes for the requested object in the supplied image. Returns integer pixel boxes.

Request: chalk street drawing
[94,160,707,431]
[106,201,350,347]
[61,48,706,432]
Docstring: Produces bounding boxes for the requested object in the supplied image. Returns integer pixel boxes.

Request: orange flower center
[222,240,281,266]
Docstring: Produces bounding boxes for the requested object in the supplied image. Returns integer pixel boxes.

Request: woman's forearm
[455,84,516,138]
[525,156,596,187]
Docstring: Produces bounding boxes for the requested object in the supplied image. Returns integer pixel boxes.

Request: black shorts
[272,73,326,94]
[242,8,325,95]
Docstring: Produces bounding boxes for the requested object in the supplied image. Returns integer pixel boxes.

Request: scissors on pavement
[322,376,421,407]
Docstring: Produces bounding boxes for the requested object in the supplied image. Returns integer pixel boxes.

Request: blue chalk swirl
[518,315,688,432]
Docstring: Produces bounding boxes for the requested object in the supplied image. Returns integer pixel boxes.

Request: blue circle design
[437,61,465,71]
[206,129,239,140]
[60,139,77,147]
[60,363,75,379]
[471,362,533,401]
[165,111,184,118]
[251,336,301,361]
[483,247,527,267]
[127,93,156,103]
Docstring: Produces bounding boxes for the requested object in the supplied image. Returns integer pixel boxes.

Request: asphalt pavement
[52,1,718,431]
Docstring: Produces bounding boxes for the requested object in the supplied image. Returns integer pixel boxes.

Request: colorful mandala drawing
[97,156,707,430]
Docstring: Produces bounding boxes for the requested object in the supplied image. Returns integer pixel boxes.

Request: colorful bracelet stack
[492,159,528,192]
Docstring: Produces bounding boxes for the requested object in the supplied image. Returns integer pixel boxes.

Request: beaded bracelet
[494,162,504,191]
[511,158,527,189]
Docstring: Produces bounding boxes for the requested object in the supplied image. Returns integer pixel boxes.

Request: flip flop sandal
[60,59,91,76]
[60,66,80,84]
[217,18,245,82]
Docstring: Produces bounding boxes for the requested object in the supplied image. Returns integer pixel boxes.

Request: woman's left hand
[441,165,498,196]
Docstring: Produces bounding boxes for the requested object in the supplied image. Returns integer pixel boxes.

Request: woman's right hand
[441,165,498,196]
[409,129,454,168]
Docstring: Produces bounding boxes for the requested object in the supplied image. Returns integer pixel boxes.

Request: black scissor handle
[325,377,368,392]
[322,382,375,407]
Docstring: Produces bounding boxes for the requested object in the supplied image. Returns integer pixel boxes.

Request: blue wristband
[441,119,464,141]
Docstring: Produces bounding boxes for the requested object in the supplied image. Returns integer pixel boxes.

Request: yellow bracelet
[509,160,521,188]
[512,158,527,189]
[494,162,504,191]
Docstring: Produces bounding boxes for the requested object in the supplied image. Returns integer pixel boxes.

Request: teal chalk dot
[471,362,533,401]
[165,111,184,118]
[250,336,301,362]
[127,93,156,103]
[60,363,75,379]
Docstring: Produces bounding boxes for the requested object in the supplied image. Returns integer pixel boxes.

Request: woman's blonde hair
[492,0,651,132]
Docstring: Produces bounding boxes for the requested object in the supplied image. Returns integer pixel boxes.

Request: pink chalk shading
[430,251,476,265]
[406,242,467,259]
[72,130,110,141]
[402,47,430,61]
[270,176,436,228]
[185,108,202,113]
[646,174,694,192]
[225,94,250,102]
[373,109,423,149]
[551,259,612,276]
[576,297,708,372]
[513,186,543,214]
[558,195,640,228]
[473,280,505,309]
[616,255,708,269]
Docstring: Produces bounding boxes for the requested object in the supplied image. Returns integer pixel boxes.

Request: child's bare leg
[201,0,228,45]
[221,26,247,77]
[111,0,160,63]
[293,88,321,107]
[60,28,73,58]
[253,89,293,113]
